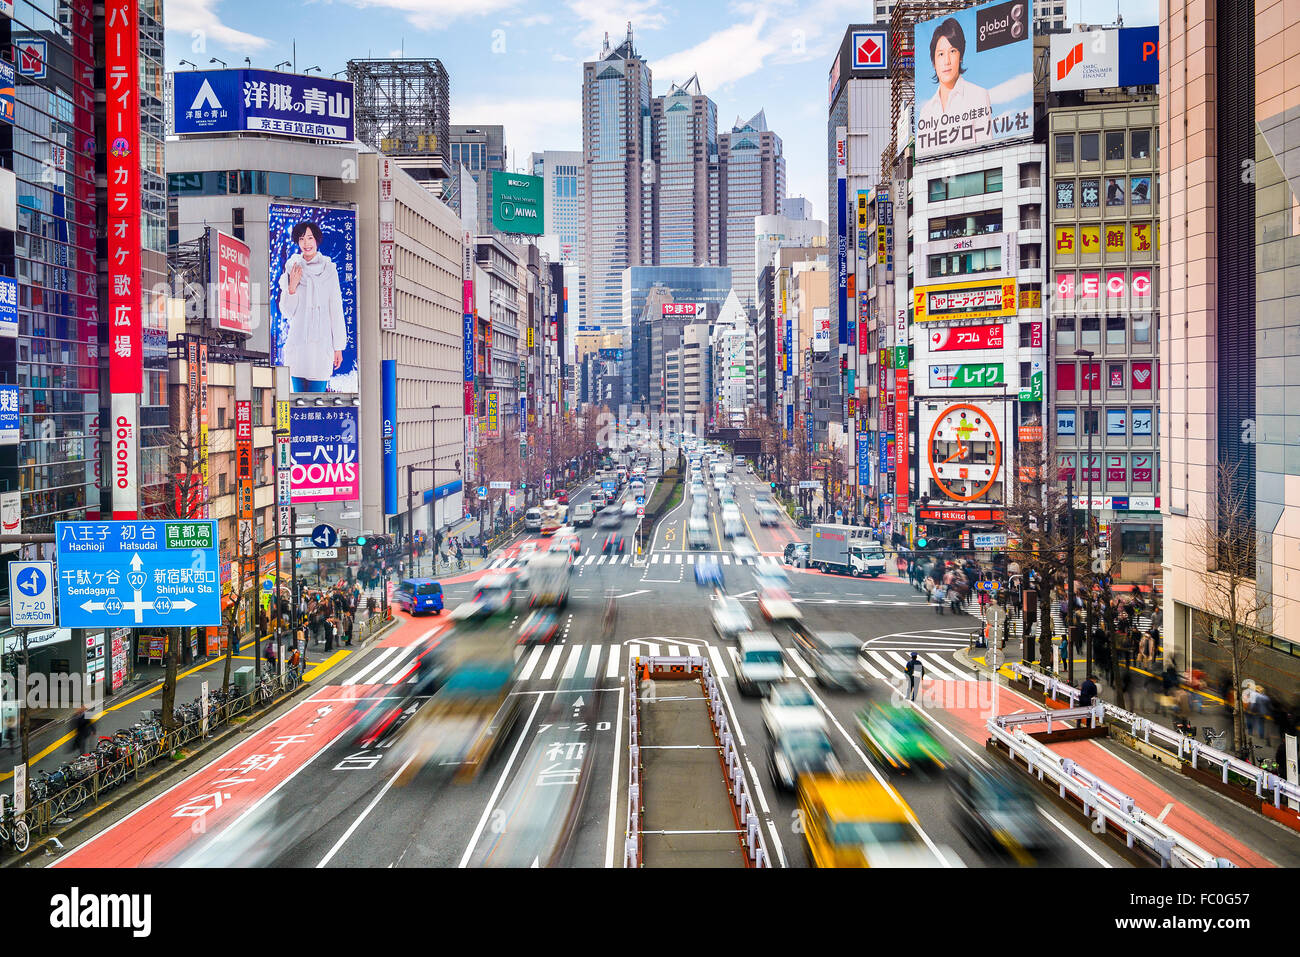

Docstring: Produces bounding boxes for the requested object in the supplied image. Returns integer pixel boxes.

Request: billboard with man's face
[913,0,1033,161]
[268,203,357,393]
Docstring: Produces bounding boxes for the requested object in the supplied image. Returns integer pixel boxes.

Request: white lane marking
[368,647,420,685]
[645,642,660,656]
[605,644,621,678]
[667,645,680,657]
[924,652,974,682]
[785,647,816,678]
[317,751,418,868]
[459,694,547,867]
[857,653,888,681]
[540,644,566,680]
[721,555,731,565]
[675,554,683,564]
[383,647,425,684]
[606,684,624,868]
[584,645,602,679]
[687,554,696,565]
[518,645,545,680]
[596,555,607,566]
[561,644,584,679]
[707,643,730,679]
[342,646,399,686]
[651,554,660,564]
[726,646,742,671]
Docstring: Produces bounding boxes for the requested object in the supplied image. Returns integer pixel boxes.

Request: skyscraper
[718,111,786,309]
[450,125,507,236]
[651,75,718,268]
[582,24,652,337]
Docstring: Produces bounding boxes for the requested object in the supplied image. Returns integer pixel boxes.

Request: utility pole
[1066,475,1076,683]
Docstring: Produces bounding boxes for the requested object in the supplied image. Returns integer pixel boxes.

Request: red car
[518,609,560,644]
[555,489,569,504]
[602,533,626,554]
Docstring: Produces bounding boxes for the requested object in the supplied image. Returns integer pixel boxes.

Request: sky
[165,0,1158,224]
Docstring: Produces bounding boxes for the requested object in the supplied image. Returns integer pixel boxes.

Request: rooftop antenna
[627,21,634,50]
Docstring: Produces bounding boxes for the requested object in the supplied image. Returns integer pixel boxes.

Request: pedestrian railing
[986,718,1233,867]
[5,664,307,855]
[624,655,771,869]
[1009,661,1300,811]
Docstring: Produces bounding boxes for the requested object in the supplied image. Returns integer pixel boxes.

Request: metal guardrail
[1009,662,1300,810]
[986,719,1233,868]
[993,702,1102,733]
[624,655,772,868]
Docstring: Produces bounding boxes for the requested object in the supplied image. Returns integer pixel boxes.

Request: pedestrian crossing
[339,634,976,689]
[479,552,785,570]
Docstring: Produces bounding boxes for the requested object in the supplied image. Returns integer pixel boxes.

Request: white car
[762,682,826,740]
[621,498,638,517]
[711,597,752,640]
[732,537,758,559]
[758,587,801,622]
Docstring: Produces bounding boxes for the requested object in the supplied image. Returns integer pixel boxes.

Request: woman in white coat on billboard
[277,220,347,392]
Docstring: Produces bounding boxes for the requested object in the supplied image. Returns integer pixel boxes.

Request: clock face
[926,403,1003,502]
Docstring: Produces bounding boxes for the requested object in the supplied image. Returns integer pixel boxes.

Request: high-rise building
[450,125,507,236]
[873,0,1066,32]
[582,25,653,337]
[530,150,585,269]
[711,292,757,425]
[718,111,785,309]
[1160,0,1300,671]
[651,75,718,267]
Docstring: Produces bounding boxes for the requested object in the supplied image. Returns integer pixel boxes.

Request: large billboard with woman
[913,0,1033,161]
[268,203,357,393]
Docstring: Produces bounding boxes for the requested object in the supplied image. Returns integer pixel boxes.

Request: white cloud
[551,51,575,62]
[566,0,667,55]
[988,71,1033,106]
[514,13,553,27]
[166,0,270,50]
[650,13,785,92]
[339,0,521,30]
[453,94,581,162]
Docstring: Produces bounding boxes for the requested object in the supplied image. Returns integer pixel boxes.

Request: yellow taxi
[797,774,956,868]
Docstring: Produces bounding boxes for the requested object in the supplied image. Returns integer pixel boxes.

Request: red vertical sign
[895,370,908,513]
[105,0,141,395]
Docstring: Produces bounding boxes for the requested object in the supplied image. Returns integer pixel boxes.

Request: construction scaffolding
[883,0,974,173]
[348,58,451,167]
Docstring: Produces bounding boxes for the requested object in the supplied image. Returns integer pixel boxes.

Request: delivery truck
[808,524,888,577]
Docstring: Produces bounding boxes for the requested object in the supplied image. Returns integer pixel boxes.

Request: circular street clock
[926,403,1002,502]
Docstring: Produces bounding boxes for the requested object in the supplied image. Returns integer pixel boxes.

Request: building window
[1019,162,1042,188]
[231,208,245,241]
[927,167,1002,202]
[1081,315,1100,345]
[1080,178,1100,208]
[1055,134,1074,164]
[1079,132,1099,162]
[1019,204,1041,229]
[928,246,1002,278]
[1131,129,1151,160]
[1018,244,1041,270]
[1055,180,1075,209]
[1105,176,1126,206]
[1105,131,1125,161]
[1107,316,1126,345]
[927,210,1002,239]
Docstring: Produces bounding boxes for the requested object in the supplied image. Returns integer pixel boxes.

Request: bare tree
[1187,459,1272,757]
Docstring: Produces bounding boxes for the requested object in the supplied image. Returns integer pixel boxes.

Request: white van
[737,632,786,697]
[688,516,711,549]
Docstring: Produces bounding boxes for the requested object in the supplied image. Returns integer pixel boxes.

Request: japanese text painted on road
[55,520,222,628]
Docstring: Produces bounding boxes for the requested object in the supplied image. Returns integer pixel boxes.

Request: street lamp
[1074,348,1095,679]
[209,57,227,68]
[304,65,321,75]
[178,59,199,70]
[274,60,291,71]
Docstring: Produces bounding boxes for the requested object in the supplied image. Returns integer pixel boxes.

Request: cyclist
[264,641,278,669]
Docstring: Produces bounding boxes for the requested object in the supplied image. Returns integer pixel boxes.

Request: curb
[4,613,399,868]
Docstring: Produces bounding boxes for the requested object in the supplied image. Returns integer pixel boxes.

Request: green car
[855,703,949,773]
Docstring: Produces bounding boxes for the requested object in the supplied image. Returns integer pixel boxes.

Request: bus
[540,498,567,536]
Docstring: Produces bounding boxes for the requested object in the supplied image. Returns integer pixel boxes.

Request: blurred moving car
[732,537,758,560]
[761,682,825,739]
[753,565,791,591]
[621,498,638,517]
[736,631,786,697]
[392,578,444,616]
[797,774,961,868]
[757,502,782,526]
[598,505,622,528]
[758,587,802,623]
[783,542,811,567]
[352,640,449,747]
[948,757,1056,863]
[793,630,864,691]
[450,574,515,621]
[551,529,581,556]
[768,726,841,792]
[554,488,569,504]
[517,609,560,645]
[524,507,543,532]
[711,596,751,640]
[601,532,626,554]
[694,555,724,588]
[855,702,949,773]
[688,516,711,549]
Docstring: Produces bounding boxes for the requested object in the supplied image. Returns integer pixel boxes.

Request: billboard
[208,228,252,335]
[1050,27,1159,92]
[926,323,1004,351]
[914,278,1017,322]
[0,60,13,124]
[269,203,357,393]
[491,171,544,236]
[382,360,398,515]
[172,69,354,142]
[913,0,1033,161]
[813,307,831,353]
[106,0,141,400]
[288,406,359,503]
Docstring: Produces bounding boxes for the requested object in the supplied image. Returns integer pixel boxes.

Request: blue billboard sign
[172,69,354,142]
[0,60,13,125]
[382,359,398,515]
[0,275,17,337]
[0,383,17,444]
[56,521,222,628]
[858,437,871,487]
[1118,27,1159,86]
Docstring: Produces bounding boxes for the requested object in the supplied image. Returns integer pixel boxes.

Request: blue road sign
[476,486,487,499]
[311,523,338,549]
[636,496,645,506]
[55,521,222,628]
[9,560,54,627]
[601,481,616,491]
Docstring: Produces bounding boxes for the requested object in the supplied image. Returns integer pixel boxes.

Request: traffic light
[916,537,928,549]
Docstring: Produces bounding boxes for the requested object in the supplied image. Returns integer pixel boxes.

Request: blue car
[695,556,724,589]
[392,578,444,615]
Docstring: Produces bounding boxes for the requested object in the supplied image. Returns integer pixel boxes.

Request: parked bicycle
[0,803,29,853]
[1202,726,1228,750]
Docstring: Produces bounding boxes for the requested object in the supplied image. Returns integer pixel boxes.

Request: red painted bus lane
[923,679,1273,868]
[54,688,359,868]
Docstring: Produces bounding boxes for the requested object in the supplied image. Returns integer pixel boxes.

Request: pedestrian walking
[344,611,354,647]
[70,707,92,756]
[1079,674,1098,708]
[904,652,925,701]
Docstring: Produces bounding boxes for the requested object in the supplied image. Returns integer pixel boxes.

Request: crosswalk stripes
[605,644,621,678]
[856,653,888,681]
[651,554,660,564]
[561,644,584,679]
[539,644,566,680]
[518,645,545,680]
[707,643,730,679]
[584,647,602,679]
[785,647,816,678]
[343,646,400,686]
